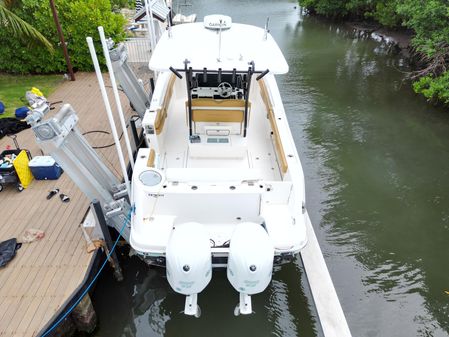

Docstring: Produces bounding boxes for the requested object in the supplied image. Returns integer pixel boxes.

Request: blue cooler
[28,156,63,180]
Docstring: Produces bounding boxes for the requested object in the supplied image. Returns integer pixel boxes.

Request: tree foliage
[299,0,449,106]
[413,71,449,105]
[0,0,53,51]
[0,0,126,74]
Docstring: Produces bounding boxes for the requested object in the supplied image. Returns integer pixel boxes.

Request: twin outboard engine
[166,221,273,317]
[227,222,274,315]
[166,222,212,317]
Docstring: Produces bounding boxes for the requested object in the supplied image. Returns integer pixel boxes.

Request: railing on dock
[124,37,151,63]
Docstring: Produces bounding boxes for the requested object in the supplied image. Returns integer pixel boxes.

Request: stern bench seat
[166,168,263,183]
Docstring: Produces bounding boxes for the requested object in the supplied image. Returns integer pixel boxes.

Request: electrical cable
[41,208,133,337]
[104,85,124,93]
[81,130,124,149]
[82,112,139,149]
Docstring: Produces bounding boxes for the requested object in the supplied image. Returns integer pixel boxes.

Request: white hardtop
[149,16,289,74]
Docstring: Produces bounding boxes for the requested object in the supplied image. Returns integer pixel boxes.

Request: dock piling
[130,117,140,154]
[71,294,97,333]
[92,200,124,281]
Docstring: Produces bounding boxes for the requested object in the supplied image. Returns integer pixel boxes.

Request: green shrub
[396,0,449,56]
[413,71,449,105]
[371,1,402,27]
[300,0,349,18]
[110,0,135,11]
[299,0,449,106]
[0,0,126,74]
[299,0,401,25]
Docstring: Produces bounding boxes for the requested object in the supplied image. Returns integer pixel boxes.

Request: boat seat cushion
[154,74,176,135]
[186,98,251,135]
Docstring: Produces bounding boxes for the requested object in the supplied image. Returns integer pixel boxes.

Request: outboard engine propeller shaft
[166,222,212,317]
[227,222,274,315]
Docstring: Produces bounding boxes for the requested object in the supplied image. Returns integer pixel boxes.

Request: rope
[41,207,133,337]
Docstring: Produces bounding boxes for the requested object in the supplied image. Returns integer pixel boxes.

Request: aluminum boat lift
[26,25,352,337]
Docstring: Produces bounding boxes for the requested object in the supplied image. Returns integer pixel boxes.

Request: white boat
[172,13,197,25]
[130,14,308,317]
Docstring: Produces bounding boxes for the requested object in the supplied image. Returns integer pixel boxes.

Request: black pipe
[218,68,222,83]
[92,200,123,281]
[243,65,253,137]
[168,7,173,27]
[169,66,183,79]
[129,117,139,154]
[256,69,270,81]
[203,67,207,82]
[149,77,155,94]
[185,61,193,137]
[173,68,265,74]
[231,68,236,84]
[188,66,193,85]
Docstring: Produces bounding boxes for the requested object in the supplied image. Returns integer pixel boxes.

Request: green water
[90,1,449,336]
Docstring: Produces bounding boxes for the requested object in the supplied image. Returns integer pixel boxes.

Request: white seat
[165,168,263,183]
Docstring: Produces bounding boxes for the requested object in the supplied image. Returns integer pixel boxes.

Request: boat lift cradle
[27,103,131,243]
[108,41,152,118]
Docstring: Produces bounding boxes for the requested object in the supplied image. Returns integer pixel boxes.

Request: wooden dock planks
[0,73,133,337]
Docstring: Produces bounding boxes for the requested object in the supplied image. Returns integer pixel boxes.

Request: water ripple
[266,279,299,337]
[362,259,426,298]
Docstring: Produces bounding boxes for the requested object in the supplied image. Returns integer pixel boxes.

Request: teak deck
[0,73,133,337]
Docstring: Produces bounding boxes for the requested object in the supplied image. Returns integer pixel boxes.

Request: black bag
[0,118,31,139]
[0,238,22,268]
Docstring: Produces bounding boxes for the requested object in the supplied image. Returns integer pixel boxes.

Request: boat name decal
[148,193,165,197]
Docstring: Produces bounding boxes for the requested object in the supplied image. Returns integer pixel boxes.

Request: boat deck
[0,73,132,337]
[160,84,282,181]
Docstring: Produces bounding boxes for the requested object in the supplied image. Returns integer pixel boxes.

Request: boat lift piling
[92,200,124,281]
[129,117,141,155]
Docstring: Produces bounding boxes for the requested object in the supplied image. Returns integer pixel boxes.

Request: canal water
[90,1,449,336]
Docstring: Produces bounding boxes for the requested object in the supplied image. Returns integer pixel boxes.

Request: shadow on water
[89,253,317,337]
[88,1,449,336]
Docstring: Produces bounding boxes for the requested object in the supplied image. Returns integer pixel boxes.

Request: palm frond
[0,4,54,52]
[2,0,17,8]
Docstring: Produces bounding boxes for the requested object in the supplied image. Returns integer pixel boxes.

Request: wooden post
[71,294,97,333]
[49,0,75,81]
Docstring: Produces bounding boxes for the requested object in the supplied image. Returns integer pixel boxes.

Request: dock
[0,73,133,337]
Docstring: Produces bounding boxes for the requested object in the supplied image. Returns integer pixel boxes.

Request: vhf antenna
[217,19,223,62]
[263,17,270,40]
